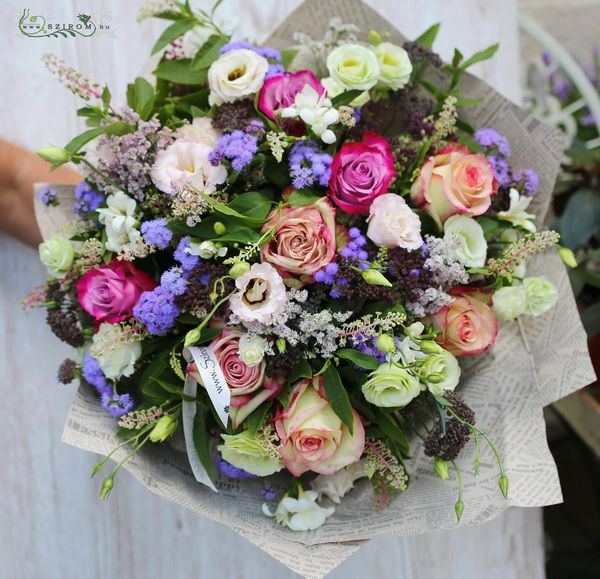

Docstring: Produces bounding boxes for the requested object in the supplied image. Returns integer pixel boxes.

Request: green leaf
[477,215,506,240]
[131,77,156,119]
[460,43,499,70]
[140,350,171,399]
[213,227,262,244]
[101,85,111,108]
[415,23,440,49]
[150,376,183,395]
[192,402,217,481]
[555,190,600,250]
[245,401,272,436]
[203,192,269,226]
[64,127,104,154]
[336,349,379,370]
[568,267,587,298]
[287,189,323,206]
[227,190,274,220]
[372,409,410,456]
[191,34,228,70]
[451,48,464,68]
[331,90,364,107]
[103,121,136,136]
[280,48,298,70]
[154,58,208,85]
[322,365,354,434]
[152,18,197,55]
[287,357,313,384]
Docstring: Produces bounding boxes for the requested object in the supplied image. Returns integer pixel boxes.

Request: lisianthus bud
[149,415,178,442]
[276,337,287,354]
[455,500,464,522]
[376,334,396,353]
[369,30,382,45]
[229,261,251,279]
[558,246,577,268]
[499,475,509,498]
[426,372,445,384]
[361,268,393,287]
[420,340,444,355]
[434,457,450,480]
[99,476,114,500]
[37,146,71,165]
[213,221,226,235]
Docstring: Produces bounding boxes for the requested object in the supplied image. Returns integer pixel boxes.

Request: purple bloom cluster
[340,228,369,269]
[259,482,276,501]
[513,168,540,197]
[215,453,257,479]
[160,267,188,296]
[209,122,262,172]
[288,141,332,189]
[133,287,181,335]
[220,41,282,62]
[74,181,103,217]
[141,218,173,249]
[174,236,200,273]
[82,356,133,417]
[314,261,348,299]
[38,186,59,206]
[474,128,511,157]
[101,392,134,417]
[265,64,285,79]
[350,333,388,365]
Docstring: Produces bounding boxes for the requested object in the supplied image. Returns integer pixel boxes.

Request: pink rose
[76,260,157,324]
[258,71,325,136]
[411,143,498,227]
[275,376,365,476]
[261,198,336,283]
[429,287,498,357]
[367,193,423,250]
[328,131,396,215]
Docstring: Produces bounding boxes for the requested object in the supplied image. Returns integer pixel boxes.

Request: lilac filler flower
[220,41,282,62]
[474,128,511,158]
[141,218,173,249]
[133,287,180,334]
[288,141,333,188]
[488,154,512,187]
[265,63,285,79]
[209,130,259,172]
[82,355,113,396]
[340,228,369,267]
[514,168,539,197]
[174,236,200,273]
[38,186,59,206]
[74,181,103,217]
[160,267,188,296]
[101,392,134,417]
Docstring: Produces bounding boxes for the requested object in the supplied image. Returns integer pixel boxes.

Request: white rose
[187,239,227,259]
[237,334,267,367]
[326,44,380,91]
[367,193,423,250]
[320,77,370,106]
[91,323,142,380]
[96,191,141,253]
[175,117,220,148]
[421,350,461,397]
[523,276,559,316]
[444,215,487,268]
[371,42,412,90]
[39,235,75,278]
[208,49,269,106]
[493,285,527,321]
[151,139,227,197]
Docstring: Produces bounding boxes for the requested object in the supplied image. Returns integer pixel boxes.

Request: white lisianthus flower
[493,285,527,321]
[523,276,559,316]
[208,48,269,106]
[281,84,340,144]
[326,44,380,90]
[151,140,227,197]
[320,77,370,106]
[443,215,487,268]
[262,490,335,531]
[218,430,282,476]
[39,235,75,278]
[371,42,412,90]
[237,334,267,367]
[91,323,142,380]
[420,350,461,397]
[497,188,537,232]
[96,191,141,253]
[186,239,227,259]
[367,193,423,250]
[362,363,421,407]
[174,117,220,147]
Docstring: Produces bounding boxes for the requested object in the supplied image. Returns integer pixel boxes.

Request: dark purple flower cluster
[74,181,103,217]
[340,228,370,269]
[215,453,257,479]
[288,141,332,189]
[209,121,264,172]
[314,262,347,299]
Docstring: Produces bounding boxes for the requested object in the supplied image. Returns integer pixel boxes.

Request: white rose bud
[492,285,528,321]
[326,44,380,91]
[208,49,269,106]
[371,42,413,90]
[443,215,487,268]
[237,334,267,367]
[523,276,559,316]
[39,235,75,278]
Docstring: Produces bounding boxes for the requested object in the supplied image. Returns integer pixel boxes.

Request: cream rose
[367,193,423,250]
[208,48,269,106]
[371,42,412,90]
[326,44,380,91]
[39,235,75,278]
[443,215,487,267]
[362,363,421,407]
[492,285,527,321]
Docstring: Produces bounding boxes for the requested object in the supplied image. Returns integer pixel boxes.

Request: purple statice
[513,168,539,197]
[488,154,511,187]
[350,333,387,365]
[141,218,173,249]
[340,228,369,269]
[474,128,511,158]
[101,392,134,417]
[82,355,112,396]
[160,267,188,296]
[314,261,348,298]
[215,453,257,479]
[38,186,59,206]
[259,482,276,501]
[220,41,282,62]
[209,129,260,172]
[265,64,285,79]
[288,141,332,188]
[133,287,180,334]
[174,236,200,273]
[74,181,103,217]
[93,107,173,200]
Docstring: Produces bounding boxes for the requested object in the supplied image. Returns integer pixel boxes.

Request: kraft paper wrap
[34,1,595,577]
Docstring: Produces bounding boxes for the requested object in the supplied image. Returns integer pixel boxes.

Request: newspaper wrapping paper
[32,1,596,576]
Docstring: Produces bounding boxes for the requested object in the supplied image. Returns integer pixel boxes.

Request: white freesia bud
[443,215,487,268]
[523,276,559,316]
[39,235,75,278]
[497,188,537,232]
[492,285,527,321]
[187,240,227,259]
[96,191,141,253]
[310,460,367,504]
[263,490,335,531]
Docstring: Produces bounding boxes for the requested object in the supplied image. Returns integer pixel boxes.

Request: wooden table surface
[0,1,545,577]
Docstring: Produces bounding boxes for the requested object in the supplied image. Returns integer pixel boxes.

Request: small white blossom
[497,188,537,232]
[187,239,227,259]
[97,191,141,253]
[262,490,335,531]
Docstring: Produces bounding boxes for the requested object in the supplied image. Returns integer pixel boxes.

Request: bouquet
[30,0,594,575]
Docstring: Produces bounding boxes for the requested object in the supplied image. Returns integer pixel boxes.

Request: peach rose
[429,287,498,356]
[261,198,336,283]
[275,376,365,476]
[411,143,498,227]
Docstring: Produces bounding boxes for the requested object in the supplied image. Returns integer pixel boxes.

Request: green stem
[77,157,121,190]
